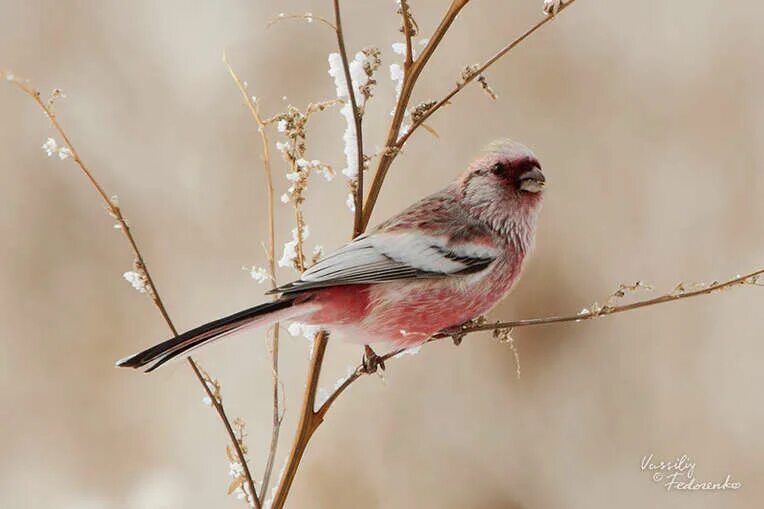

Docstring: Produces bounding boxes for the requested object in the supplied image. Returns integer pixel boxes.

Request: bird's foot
[362,345,386,374]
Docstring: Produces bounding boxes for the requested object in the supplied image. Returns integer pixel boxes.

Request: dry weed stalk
[2,73,263,508]
[4,1,763,507]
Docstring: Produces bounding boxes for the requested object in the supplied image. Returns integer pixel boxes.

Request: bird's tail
[117,297,311,372]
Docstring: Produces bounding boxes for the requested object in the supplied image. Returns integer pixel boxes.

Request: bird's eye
[491,163,504,175]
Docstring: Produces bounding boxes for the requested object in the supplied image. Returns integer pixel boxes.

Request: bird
[117,139,546,372]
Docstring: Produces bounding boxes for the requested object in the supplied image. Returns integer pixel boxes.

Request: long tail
[117,297,309,372]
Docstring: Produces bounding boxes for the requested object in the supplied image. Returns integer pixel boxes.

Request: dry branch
[3,73,262,509]
[222,55,285,497]
[317,267,764,415]
[331,0,366,237]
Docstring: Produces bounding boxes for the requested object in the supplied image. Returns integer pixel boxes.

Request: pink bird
[117,140,545,372]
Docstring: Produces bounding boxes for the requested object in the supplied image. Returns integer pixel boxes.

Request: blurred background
[1,1,763,507]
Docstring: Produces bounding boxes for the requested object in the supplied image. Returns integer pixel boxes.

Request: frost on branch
[543,0,564,16]
[278,226,310,271]
[328,48,380,200]
[246,266,272,284]
[389,34,428,138]
[287,321,321,345]
[41,137,72,160]
[123,261,150,294]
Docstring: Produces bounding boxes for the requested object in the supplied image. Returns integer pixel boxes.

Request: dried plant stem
[361,0,578,229]
[267,13,337,31]
[399,0,578,151]
[270,331,330,509]
[319,266,764,416]
[332,0,366,237]
[222,55,285,496]
[5,75,262,509]
[400,0,415,68]
[458,267,764,334]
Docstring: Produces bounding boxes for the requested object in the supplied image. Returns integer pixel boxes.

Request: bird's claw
[362,345,386,374]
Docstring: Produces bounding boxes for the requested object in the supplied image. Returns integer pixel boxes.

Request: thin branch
[317,266,764,417]
[189,362,260,509]
[361,0,470,230]
[4,73,262,509]
[398,0,577,151]
[457,267,764,334]
[332,0,366,238]
[222,55,285,496]
[399,0,415,69]
[267,12,337,31]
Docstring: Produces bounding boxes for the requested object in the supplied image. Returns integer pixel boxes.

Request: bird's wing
[270,228,498,295]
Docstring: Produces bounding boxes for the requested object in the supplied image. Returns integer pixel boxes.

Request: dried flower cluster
[461,64,497,100]
[226,419,255,506]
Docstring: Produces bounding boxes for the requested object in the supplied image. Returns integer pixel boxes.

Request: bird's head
[459,140,545,227]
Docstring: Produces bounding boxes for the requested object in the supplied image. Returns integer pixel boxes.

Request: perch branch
[318,266,764,417]
[4,74,262,509]
[223,55,285,496]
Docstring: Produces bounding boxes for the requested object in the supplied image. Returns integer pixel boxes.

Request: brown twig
[332,0,366,238]
[398,0,578,151]
[4,73,262,509]
[361,0,470,230]
[222,55,285,496]
[399,0,415,69]
[456,267,764,334]
[361,0,577,229]
[270,330,330,509]
[267,12,337,31]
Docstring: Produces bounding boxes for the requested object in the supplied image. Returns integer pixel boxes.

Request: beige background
[1,1,763,508]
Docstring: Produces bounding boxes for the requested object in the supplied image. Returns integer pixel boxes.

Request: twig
[456,267,764,334]
[222,55,285,496]
[361,0,470,230]
[267,12,337,31]
[4,74,262,509]
[332,0,366,238]
[398,0,578,151]
[399,0,415,69]
[270,331,330,509]
[317,266,764,417]
[361,0,577,229]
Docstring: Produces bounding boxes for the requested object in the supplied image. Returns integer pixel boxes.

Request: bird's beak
[518,166,546,193]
